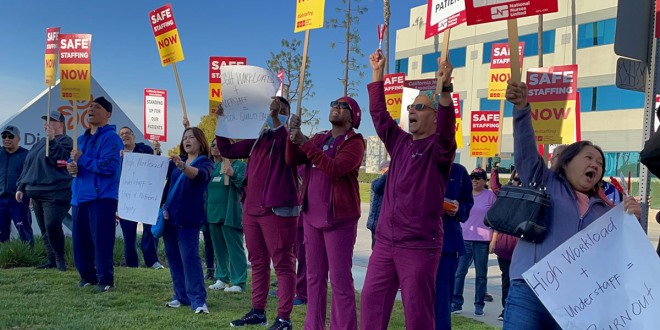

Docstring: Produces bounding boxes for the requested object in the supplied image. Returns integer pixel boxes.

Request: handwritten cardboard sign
[118,153,169,225]
[523,203,660,329]
[216,65,281,139]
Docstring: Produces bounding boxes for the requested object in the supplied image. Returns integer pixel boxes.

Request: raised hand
[437,58,454,87]
[505,80,529,109]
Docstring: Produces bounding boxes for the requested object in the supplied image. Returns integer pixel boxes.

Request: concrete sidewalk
[352,203,660,328]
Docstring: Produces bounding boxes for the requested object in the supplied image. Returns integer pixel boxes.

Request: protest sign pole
[497,99,505,154]
[172,63,188,123]
[537,15,550,164]
[46,87,52,155]
[435,29,451,94]
[296,30,310,117]
[223,159,230,185]
[506,20,521,83]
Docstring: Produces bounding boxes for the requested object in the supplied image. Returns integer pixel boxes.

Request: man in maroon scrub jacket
[360,49,457,329]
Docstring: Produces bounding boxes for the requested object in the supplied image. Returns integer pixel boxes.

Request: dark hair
[276,96,291,109]
[179,127,210,158]
[119,126,133,134]
[555,140,606,194]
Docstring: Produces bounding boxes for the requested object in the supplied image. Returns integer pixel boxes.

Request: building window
[395,58,409,75]
[479,98,514,117]
[578,18,616,49]
[579,85,644,111]
[421,47,467,73]
[603,152,640,178]
[482,30,556,63]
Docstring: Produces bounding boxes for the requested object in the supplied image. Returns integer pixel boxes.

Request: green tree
[197,114,218,143]
[327,0,368,97]
[266,38,320,135]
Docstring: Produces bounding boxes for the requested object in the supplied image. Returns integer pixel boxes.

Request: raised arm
[507,81,548,185]
[434,57,457,166]
[368,49,405,153]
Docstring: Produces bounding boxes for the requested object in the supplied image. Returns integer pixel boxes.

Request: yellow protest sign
[295,0,326,32]
[59,34,92,101]
[209,57,247,114]
[470,111,499,157]
[45,27,60,86]
[452,94,464,149]
[487,42,525,100]
[384,73,405,120]
[149,5,184,66]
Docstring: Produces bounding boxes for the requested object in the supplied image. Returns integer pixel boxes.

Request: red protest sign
[149,4,177,37]
[526,64,578,103]
[425,0,467,38]
[45,27,60,86]
[384,73,406,120]
[209,56,247,114]
[465,0,558,25]
[470,111,500,157]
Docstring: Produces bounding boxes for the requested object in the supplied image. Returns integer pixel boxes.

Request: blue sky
[0,0,420,150]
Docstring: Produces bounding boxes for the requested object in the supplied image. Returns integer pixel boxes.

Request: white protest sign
[216,65,280,139]
[118,153,169,225]
[144,88,167,142]
[426,0,467,37]
[523,203,660,330]
[399,87,420,132]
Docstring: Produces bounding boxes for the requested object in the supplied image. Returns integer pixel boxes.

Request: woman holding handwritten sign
[503,81,642,329]
[161,127,213,314]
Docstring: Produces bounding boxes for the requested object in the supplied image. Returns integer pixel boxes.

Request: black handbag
[641,131,660,178]
[483,173,552,243]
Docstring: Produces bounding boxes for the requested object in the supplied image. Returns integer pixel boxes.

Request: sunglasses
[330,101,351,110]
[1,133,15,139]
[407,103,436,111]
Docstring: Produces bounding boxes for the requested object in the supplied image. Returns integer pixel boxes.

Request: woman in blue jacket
[162,127,213,314]
[504,81,642,329]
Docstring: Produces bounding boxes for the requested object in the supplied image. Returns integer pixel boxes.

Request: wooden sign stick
[296,30,311,117]
[435,29,452,94]
[172,62,189,123]
[46,86,52,156]
[507,19,522,83]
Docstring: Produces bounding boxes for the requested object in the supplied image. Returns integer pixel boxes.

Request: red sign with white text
[465,0,558,25]
[209,56,247,114]
[470,111,500,157]
[526,64,577,103]
[59,34,92,101]
[149,4,177,37]
[144,89,167,142]
[425,0,467,38]
[452,93,464,148]
[45,27,60,86]
[488,42,525,100]
[384,73,406,120]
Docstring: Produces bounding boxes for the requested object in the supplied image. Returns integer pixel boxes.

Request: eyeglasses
[470,176,483,181]
[407,103,436,111]
[330,101,351,110]
[1,133,15,139]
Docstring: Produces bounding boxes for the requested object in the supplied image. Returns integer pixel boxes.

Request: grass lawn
[0,267,497,329]
[359,182,371,203]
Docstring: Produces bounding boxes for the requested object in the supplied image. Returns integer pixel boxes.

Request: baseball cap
[41,110,65,122]
[1,125,20,137]
[469,168,487,180]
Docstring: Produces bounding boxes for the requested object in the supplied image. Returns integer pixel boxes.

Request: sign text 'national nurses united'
[465,0,559,25]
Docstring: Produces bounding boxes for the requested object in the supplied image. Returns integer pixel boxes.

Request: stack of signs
[384,73,405,120]
[425,0,467,38]
[209,57,247,114]
[526,65,579,144]
[488,42,525,100]
[470,111,499,157]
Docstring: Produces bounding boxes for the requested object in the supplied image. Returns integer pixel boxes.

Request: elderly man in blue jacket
[67,96,123,293]
[434,163,473,329]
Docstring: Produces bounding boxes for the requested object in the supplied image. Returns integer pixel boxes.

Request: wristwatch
[179,162,187,171]
[442,83,453,93]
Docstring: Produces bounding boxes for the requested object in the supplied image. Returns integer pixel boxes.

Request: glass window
[421,47,467,73]
[603,152,640,178]
[595,85,645,110]
[578,87,595,112]
[395,58,409,75]
[482,30,556,63]
[479,98,514,117]
[578,18,616,49]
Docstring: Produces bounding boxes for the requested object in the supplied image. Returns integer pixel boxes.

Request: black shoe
[96,284,114,293]
[36,260,56,269]
[484,292,493,302]
[205,268,215,281]
[78,279,97,288]
[268,318,292,330]
[56,259,67,272]
[498,311,504,321]
[230,309,268,327]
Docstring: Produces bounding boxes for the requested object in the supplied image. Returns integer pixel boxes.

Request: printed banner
[470,111,499,157]
[452,94,464,149]
[295,0,326,32]
[527,64,578,144]
[488,42,525,100]
[209,56,247,114]
[149,4,184,66]
[523,203,660,329]
[45,27,60,86]
[465,0,559,25]
[118,153,169,225]
[59,34,92,101]
[425,0,467,38]
[384,73,406,120]
[143,89,167,142]
[216,65,281,139]
[404,78,437,92]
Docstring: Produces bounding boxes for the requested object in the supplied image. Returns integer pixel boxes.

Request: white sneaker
[152,262,165,270]
[195,304,209,314]
[166,300,181,308]
[209,280,227,290]
[224,285,243,293]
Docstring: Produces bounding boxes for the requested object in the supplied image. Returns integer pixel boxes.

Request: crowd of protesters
[0,50,651,330]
